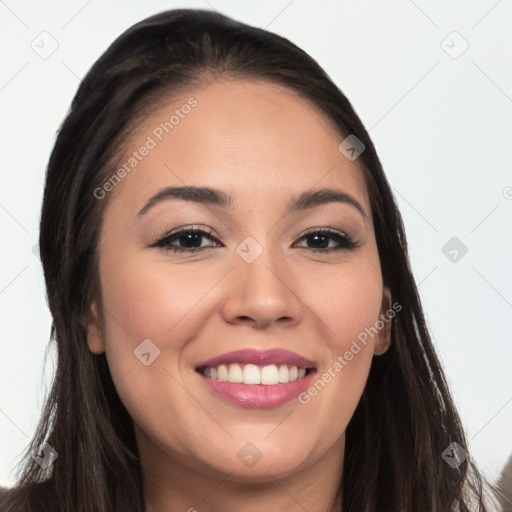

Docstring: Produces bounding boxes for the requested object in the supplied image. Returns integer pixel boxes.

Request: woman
[0,8,500,512]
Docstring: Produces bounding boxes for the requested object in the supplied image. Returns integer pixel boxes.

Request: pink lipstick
[195,348,317,408]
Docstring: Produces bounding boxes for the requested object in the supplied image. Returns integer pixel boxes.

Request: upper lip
[196,348,316,369]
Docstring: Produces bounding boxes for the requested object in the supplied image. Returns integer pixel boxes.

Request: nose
[221,243,304,329]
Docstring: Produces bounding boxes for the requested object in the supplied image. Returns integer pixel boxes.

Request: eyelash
[150,226,359,254]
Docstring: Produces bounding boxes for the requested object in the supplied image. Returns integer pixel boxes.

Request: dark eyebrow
[137,186,368,221]
[289,187,368,220]
[137,186,233,216]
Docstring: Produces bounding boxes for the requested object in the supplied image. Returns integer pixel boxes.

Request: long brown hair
[0,8,499,511]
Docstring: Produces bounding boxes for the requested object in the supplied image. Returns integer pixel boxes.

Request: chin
[193,439,314,483]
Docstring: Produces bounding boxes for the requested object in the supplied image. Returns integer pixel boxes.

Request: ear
[374,286,392,356]
[86,300,105,354]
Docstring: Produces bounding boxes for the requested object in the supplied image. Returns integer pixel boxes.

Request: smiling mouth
[196,363,316,385]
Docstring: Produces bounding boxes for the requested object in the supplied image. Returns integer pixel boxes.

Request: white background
[1,0,511,488]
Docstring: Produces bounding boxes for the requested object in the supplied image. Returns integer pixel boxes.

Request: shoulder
[0,480,59,512]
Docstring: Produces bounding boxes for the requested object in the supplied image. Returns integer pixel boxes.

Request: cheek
[95,253,209,429]
[99,253,213,344]
[94,252,187,387]
[296,261,382,428]
[305,259,383,350]
[96,249,231,403]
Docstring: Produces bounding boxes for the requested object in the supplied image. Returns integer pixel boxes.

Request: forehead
[104,79,370,218]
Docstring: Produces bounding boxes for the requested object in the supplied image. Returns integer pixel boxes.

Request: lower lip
[197,370,317,408]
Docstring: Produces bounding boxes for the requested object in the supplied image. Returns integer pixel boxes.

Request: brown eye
[294,229,358,253]
[152,227,221,254]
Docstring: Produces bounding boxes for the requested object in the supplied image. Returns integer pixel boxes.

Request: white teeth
[228,363,244,383]
[218,364,228,382]
[278,364,289,383]
[202,363,309,385]
[260,364,279,385]
[243,364,261,384]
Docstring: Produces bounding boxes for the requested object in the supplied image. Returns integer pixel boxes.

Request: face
[87,79,391,485]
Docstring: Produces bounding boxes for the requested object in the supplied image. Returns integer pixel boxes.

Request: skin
[86,79,391,512]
